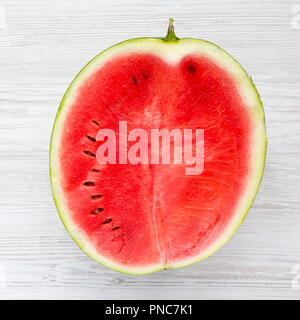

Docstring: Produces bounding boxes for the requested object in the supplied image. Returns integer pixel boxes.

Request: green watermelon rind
[50,37,267,274]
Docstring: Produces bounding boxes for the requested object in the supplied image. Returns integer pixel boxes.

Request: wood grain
[0,0,300,299]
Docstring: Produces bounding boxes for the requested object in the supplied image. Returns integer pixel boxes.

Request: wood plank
[0,0,299,299]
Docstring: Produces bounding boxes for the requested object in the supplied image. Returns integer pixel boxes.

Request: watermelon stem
[163,18,179,41]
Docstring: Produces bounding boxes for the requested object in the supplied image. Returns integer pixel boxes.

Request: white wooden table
[0,0,300,300]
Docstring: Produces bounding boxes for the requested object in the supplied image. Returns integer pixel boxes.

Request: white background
[0,0,300,299]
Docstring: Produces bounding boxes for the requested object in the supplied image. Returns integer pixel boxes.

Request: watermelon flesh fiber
[59,53,252,270]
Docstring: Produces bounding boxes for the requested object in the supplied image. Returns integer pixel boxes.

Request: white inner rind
[50,38,267,274]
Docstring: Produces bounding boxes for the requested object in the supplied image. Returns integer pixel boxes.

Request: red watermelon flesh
[59,52,252,269]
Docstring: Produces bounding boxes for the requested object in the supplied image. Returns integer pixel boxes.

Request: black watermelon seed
[188,65,196,73]
[91,120,100,126]
[91,195,103,199]
[91,208,104,214]
[83,181,95,186]
[102,218,112,225]
[83,150,96,157]
[87,135,96,142]
[132,77,138,85]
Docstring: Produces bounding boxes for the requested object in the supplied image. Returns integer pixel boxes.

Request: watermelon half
[50,19,267,274]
